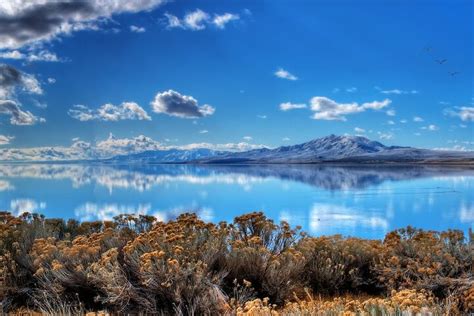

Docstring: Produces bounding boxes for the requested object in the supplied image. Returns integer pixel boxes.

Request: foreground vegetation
[0,211,473,315]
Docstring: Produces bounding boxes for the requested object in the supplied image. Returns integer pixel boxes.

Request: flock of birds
[424,46,460,77]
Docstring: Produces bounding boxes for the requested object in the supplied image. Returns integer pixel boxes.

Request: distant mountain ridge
[107,135,474,164]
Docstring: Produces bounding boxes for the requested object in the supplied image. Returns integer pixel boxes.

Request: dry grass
[0,211,473,315]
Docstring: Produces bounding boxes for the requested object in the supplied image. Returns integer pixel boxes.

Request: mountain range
[108,135,474,164]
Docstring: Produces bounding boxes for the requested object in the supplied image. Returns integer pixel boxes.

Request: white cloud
[421,124,439,131]
[354,127,365,133]
[444,107,474,122]
[0,0,166,49]
[0,99,44,125]
[47,77,56,84]
[309,96,391,121]
[68,102,151,121]
[274,68,298,80]
[130,25,146,33]
[213,13,239,29]
[257,114,267,119]
[151,89,215,119]
[0,134,13,145]
[165,9,239,31]
[400,119,407,123]
[282,137,291,141]
[377,131,394,140]
[376,87,418,95]
[184,9,210,30]
[420,124,439,132]
[0,49,60,62]
[413,116,424,122]
[279,102,307,111]
[346,87,357,93]
[0,64,42,98]
[199,129,208,134]
[386,109,396,116]
[387,120,395,125]
[243,136,253,141]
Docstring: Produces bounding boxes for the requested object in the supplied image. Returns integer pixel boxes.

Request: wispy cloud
[164,9,240,31]
[375,86,418,95]
[130,25,146,33]
[279,102,307,111]
[386,109,396,116]
[413,116,424,122]
[274,68,298,81]
[199,129,208,134]
[377,131,394,140]
[421,124,439,131]
[354,127,365,134]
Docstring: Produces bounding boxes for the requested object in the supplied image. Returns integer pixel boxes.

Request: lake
[0,163,473,239]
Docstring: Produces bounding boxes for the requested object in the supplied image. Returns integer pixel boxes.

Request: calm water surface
[0,163,473,239]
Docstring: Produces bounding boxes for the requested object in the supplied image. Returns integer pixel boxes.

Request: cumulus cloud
[68,102,151,122]
[130,25,146,33]
[274,68,298,80]
[413,116,424,122]
[164,9,239,31]
[151,90,215,119]
[0,134,13,145]
[0,63,42,98]
[444,107,474,122]
[0,0,166,49]
[279,102,307,111]
[309,97,391,121]
[0,99,44,125]
[0,134,15,147]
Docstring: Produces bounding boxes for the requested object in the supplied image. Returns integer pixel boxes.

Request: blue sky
[0,0,472,159]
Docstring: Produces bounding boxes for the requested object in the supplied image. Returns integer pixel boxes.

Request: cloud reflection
[1,164,472,193]
[310,203,388,236]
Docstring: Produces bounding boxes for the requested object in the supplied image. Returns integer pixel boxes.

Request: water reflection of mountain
[1,163,473,192]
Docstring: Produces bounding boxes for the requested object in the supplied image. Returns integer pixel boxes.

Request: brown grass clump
[0,211,472,314]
